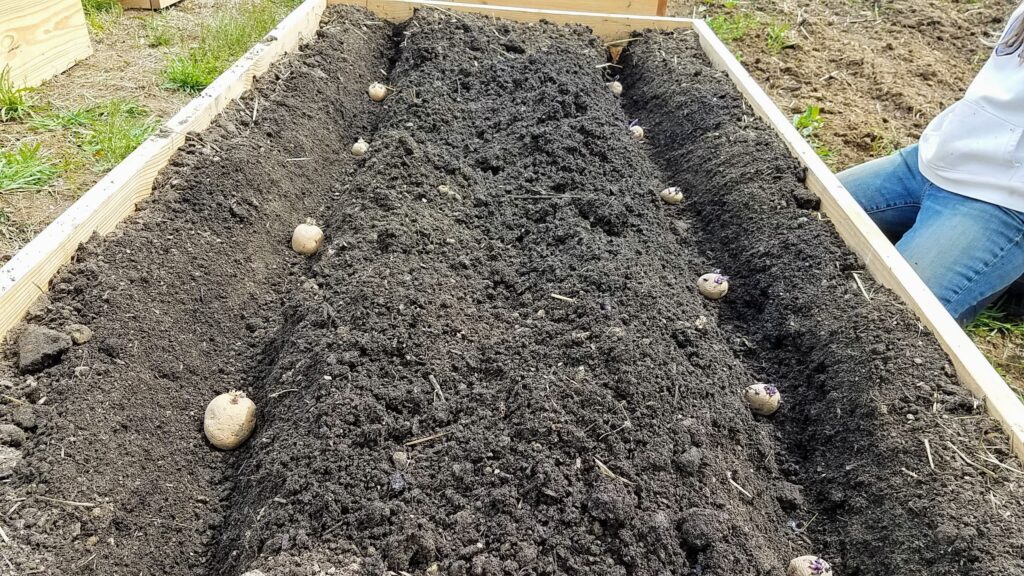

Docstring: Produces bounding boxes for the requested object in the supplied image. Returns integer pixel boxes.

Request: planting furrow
[619,30,1024,576]
[214,9,815,575]
[0,8,393,575]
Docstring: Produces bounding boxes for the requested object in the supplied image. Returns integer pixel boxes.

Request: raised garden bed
[1,1,1023,575]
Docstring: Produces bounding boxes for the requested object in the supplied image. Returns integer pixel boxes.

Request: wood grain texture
[341,0,663,15]
[119,0,185,9]
[0,0,92,87]
[333,0,694,38]
[0,0,327,339]
[692,19,1024,460]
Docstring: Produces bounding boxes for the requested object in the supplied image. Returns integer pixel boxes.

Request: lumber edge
[690,19,1024,460]
[118,0,186,9]
[332,0,695,38]
[0,0,328,340]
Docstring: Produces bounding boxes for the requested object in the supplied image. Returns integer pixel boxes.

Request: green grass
[0,143,60,192]
[163,0,301,93]
[81,0,123,32]
[792,105,833,160]
[765,22,794,53]
[30,99,159,170]
[146,17,174,48]
[0,68,35,122]
[968,308,1024,339]
[706,12,759,43]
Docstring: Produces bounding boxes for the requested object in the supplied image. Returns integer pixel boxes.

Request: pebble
[65,324,93,345]
[0,446,22,478]
[392,451,409,470]
[0,424,27,447]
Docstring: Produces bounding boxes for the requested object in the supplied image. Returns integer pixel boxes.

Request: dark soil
[620,31,1024,575]
[0,6,1022,576]
[0,7,395,574]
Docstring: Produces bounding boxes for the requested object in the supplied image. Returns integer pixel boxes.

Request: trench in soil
[3,6,1023,576]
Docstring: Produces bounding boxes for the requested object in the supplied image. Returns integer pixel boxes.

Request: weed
[146,17,174,48]
[163,0,301,93]
[0,68,35,122]
[707,13,759,43]
[765,22,794,53]
[30,100,159,170]
[0,143,60,192]
[82,0,123,32]
[869,128,897,157]
[792,105,824,137]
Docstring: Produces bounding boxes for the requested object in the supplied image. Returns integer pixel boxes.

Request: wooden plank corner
[0,0,93,88]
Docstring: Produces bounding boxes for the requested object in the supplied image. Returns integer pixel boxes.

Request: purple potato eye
[809,559,831,574]
[714,275,729,285]
[765,385,778,396]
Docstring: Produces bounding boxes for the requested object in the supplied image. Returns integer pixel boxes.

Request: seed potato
[744,383,781,416]
[607,81,623,96]
[292,222,324,256]
[204,390,256,450]
[351,138,369,156]
[659,187,683,205]
[787,556,833,576]
[368,82,388,102]
[696,272,728,299]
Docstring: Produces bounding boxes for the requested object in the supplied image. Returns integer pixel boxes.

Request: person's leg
[895,185,1024,325]
[837,144,929,240]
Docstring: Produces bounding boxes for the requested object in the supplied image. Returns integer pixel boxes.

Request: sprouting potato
[204,390,256,450]
[744,383,781,416]
[607,81,623,96]
[696,272,728,299]
[659,187,683,205]
[351,138,370,156]
[787,556,833,576]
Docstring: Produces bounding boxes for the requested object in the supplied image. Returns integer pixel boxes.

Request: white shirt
[918,3,1024,212]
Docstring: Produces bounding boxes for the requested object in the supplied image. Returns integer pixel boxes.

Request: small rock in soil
[0,446,22,478]
[390,472,407,494]
[241,571,266,576]
[675,447,703,474]
[776,481,805,511]
[392,451,409,470]
[0,424,27,447]
[17,325,72,373]
[12,405,37,430]
[65,324,93,345]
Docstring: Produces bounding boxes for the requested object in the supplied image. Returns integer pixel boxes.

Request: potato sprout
[352,138,369,156]
[744,383,781,416]
[787,556,833,576]
[368,82,388,102]
[607,81,623,96]
[292,222,324,256]
[204,390,256,450]
[659,187,683,205]
[696,271,728,299]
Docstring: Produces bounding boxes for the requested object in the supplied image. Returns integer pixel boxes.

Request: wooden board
[333,0,692,37]
[0,0,92,88]
[1,0,1021,462]
[119,0,185,9]
[352,0,664,15]
[0,0,327,340]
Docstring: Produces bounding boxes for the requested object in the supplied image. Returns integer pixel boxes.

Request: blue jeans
[838,144,1024,325]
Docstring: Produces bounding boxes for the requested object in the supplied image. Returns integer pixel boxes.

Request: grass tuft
[82,0,123,32]
[30,99,159,170]
[968,308,1024,338]
[765,22,794,53]
[163,0,301,93]
[0,143,61,192]
[146,17,174,48]
[707,13,759,43]
[0,68,35,122]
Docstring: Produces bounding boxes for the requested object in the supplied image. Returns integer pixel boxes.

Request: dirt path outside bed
[0,6,1022,576]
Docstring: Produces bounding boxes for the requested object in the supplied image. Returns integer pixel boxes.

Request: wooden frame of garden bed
[2,0,1022,461]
